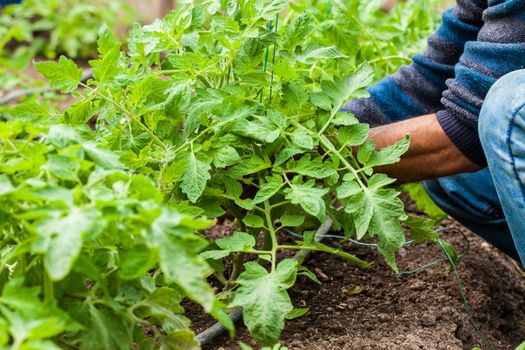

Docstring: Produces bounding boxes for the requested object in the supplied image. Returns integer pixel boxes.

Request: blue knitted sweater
[342,0,525,166]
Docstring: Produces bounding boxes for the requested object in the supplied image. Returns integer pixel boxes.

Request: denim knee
[479,69,525,150]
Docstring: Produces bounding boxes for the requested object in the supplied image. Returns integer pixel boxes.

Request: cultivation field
[1,0,525,349]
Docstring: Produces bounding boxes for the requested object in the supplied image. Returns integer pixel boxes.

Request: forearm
[368,114,481,183]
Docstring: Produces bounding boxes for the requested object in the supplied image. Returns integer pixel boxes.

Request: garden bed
[192,218,525,350]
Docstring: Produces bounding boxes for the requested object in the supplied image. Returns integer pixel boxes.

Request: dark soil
[192,218,525,350]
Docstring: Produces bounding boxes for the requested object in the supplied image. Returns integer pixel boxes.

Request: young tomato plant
[3,0,444,347]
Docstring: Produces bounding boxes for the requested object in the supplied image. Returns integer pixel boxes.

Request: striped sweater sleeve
[437,0,525,165]
[342,0,485,125]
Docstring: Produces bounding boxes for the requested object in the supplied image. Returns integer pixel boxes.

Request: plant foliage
[1,0,444,347]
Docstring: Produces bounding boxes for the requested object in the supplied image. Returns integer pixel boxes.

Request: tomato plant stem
[80,82,167,150]
[264,200,278,272]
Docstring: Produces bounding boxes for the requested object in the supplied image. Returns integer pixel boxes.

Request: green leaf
[200,250,231,260]
[181,152,212,203]
[260,0,288,20]
[243,215,265,228]
[322,63,374,109]
[10,101,55,121]
[404,216,439,243]
[403,183,447,221]
[82,143,123,170]
[47,125,79,148]
[0,175,15,196]
[290,129,314,149]
[213,146,241,168]
[118,245,156,280]
[286,155,337,179]
[332,112,359,126]
[33,207,101,280]
[216,231,256,251]
[227,156,271,178]
[230,259,298,346]
[336,180,361,199]
[229,119,280,143]
[285,308,309,320]
[344,175,406,271]
[280,215,305,227]
[90,45,120,82]
[97,23,119,55]
[284,182,329,221]
[35,56,83,93]
[310,92,332,111]
[275,146,303,166]
[438,239,458,267]
[298,46,347,63]
[253,175,283,204]
[46,155,80,181]
[365,135,410,168]
[148,209,215,311]
[339,123,370,146]
[283,13,313,51]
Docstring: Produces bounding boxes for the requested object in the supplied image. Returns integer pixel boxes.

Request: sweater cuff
[436,110,487,166]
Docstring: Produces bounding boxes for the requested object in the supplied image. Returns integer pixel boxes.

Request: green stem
[270,200,291,210]
[264,200,279,271]
[44,268,54,302]
[80,83,167,150]
[278,245,369,268]
[318,135,366,189]
[350,15,384,61]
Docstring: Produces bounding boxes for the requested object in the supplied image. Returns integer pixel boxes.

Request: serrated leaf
[229,119,280,143]
[216,231,256,251]
[344,182,406,271]
[148,209,215,311]
[283,13,313,51]
[298,46,347,63]
[213,146,241,168]
[82,143,123,170]
[90,45,120,82]
[33,207,101,280]
[181,152,212,203]
[332,112,359,126]
[35,56,83,93]
[336,180,361,199]
[46,155,80,181]
[260,0,288,20]
[284,182,329,221]
[290,129,314,149]
[97,23,119,55]
[230,259,298,346]
[339,123,369,146]
[322,63,374,109]
[365,135,410,168]
[252,175,283,204]
[227,156,270,178]
[404,216,439,243]
[286,155,337,179]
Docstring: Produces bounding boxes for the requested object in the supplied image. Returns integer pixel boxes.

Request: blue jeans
[424,69,525,266]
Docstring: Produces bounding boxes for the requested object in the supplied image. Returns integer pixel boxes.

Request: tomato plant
[1,0,444,348]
